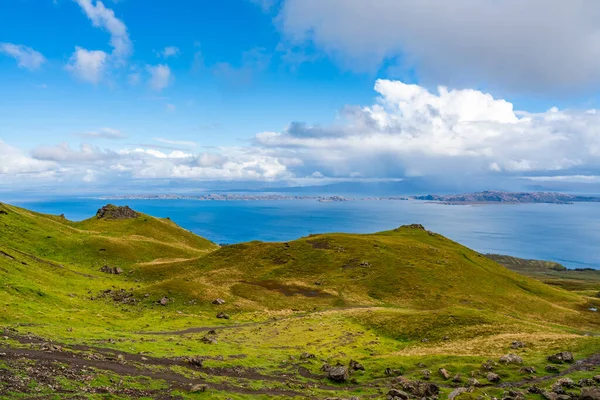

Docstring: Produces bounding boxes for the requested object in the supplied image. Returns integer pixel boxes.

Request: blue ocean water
[7,198,600,269]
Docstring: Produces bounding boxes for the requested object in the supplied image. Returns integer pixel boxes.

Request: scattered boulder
[520,366,536,374]
[188,357,204,367]
[96,204,139,220]
[594,375,600,383]
[158,297,169,306]
[212,298,226,305]
[528,385,543,394]
[100,265,123,275]
[449,388,468,400]
[190,384,208,393]
[482,359,497,370]
[421,369,431,380]
[439,368,451,380]
[554,378,574,388]
[499,353,523,365]
[581,387,600,400]
[349,359,364,371]
[201,336,217,345]
[216,312,230,319]
[453,373,462,383]
[468,378,480,387]
[320,363,332,372]
[385,368,403,376]
[548,352,574,364]
[546,365,560,373]
[511,341,526,349]
[328,365,349,383]
[487,372,501,383]
[387,389,410,400]
[300,352,316,360]
[580,378,596,387]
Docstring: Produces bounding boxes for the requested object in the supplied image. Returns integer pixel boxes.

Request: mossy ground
[1,202,599,399]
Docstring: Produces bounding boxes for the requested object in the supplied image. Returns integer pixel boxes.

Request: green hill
[1,203,599,400]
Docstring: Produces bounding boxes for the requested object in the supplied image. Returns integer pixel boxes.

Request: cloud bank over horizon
[2,79,600,192]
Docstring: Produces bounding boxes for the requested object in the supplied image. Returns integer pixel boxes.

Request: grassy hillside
[1,203,599,399]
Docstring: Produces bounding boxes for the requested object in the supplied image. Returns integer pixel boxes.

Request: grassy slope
[1,202,600,399]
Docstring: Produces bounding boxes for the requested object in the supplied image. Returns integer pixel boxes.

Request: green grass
[1,202,600,399]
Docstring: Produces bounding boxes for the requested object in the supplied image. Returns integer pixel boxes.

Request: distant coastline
[97,190,600,205]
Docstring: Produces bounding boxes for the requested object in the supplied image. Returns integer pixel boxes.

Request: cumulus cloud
[66,47,108,83]
[6,79,600,189]
[278,0,600,93]
[0,43,46,70]
[255,79,600,179]
[74,0,131,58]
[0,140,56,176]
[68,0,131,84]
[160,46,180,58]
[147,64,172,91]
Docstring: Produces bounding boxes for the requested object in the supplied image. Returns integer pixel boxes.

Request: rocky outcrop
[548,352,575,364]
[96,205,139,220]
[100,265,123,275]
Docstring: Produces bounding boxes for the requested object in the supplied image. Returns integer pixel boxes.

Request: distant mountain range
[413,190,600,204]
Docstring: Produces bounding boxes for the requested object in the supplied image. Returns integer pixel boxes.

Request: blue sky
[3,0,600,193]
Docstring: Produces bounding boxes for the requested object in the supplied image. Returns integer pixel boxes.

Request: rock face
[548,352,574,364]
[100,265,123,275]
[96,205,139,220]
[328,365,349,382]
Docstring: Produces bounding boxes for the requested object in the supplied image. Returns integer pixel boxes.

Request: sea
[7,197,600,270]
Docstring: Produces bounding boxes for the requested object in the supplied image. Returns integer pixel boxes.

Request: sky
[2,0,600,194]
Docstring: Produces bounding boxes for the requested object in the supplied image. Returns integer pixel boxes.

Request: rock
[439,368,451,379]
[546,365,561,373]
[96,204,139,220]
[190,384,208,393]
[449,388,468,400]
[581,387,600,400]
[212,298,226,305]
[100,265,123,275]
[201,336,217,345]
[385,368,402,376]
[528,385,543,394]
[511,341,526,349]
[499,354,523,365]
[468,378,480,387]
[487,372,501,383]
[188,357,204,367]
[520,366,536,374]
[482,359,497,370]
[548,352,575,364]
[320,363,332,372]
[300,352,316,360]
[580,378,595,387]
[387,389,410,400]
[349,359,365,371]
[554,378,574,388]
[421,369,431,380]
[158,297,169,306]
[216,312,230,319]
[328,365,349,382]
[594,375,600,383]
[413,382,439,397]
[453,373,462,383]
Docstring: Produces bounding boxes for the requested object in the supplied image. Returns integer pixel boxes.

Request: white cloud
[254,79,600,178]
[74,0,131,58]
[160,46,180,58]
[147,64,172,91]
[78,127,125,139]
[0,140,56,176]
[279,0,600,93]
[0,43,46,70]
[66,47,108,83]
